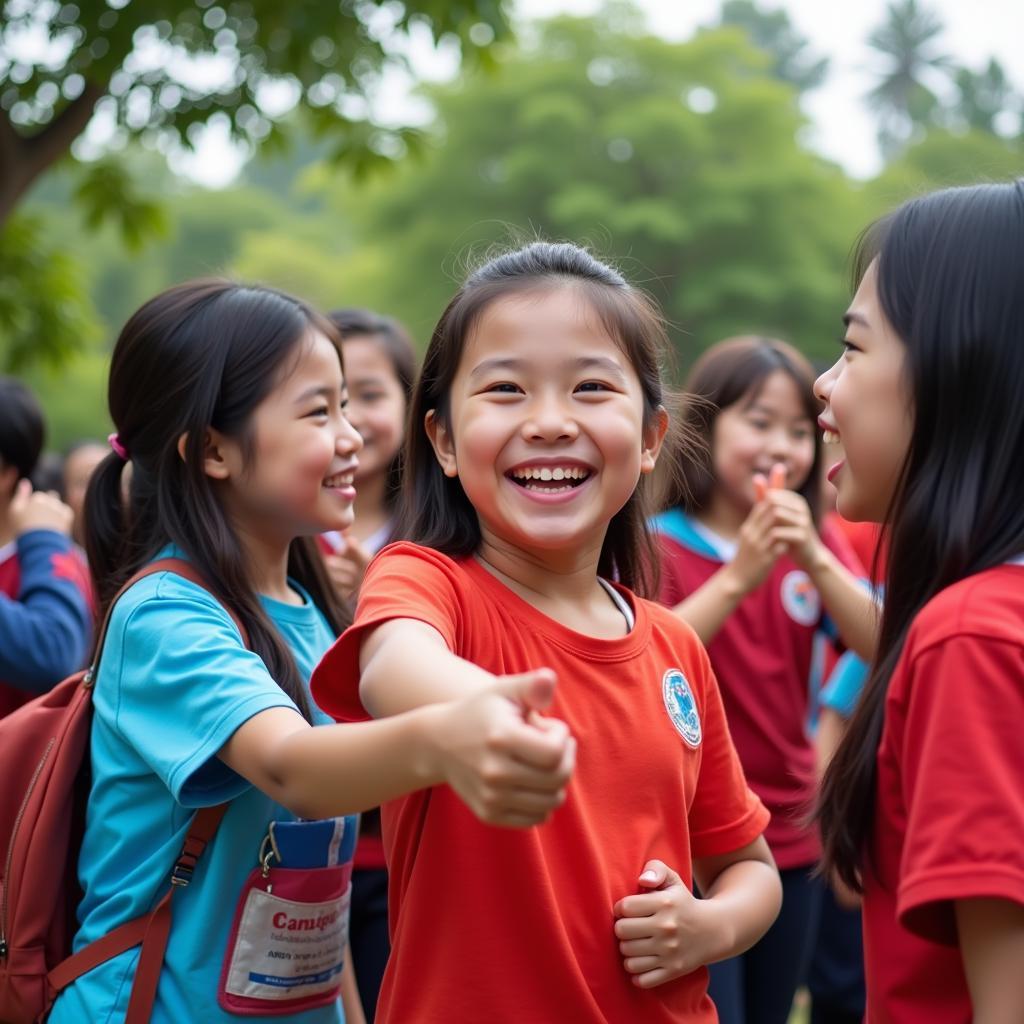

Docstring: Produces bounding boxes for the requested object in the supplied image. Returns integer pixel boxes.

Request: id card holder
[218,815,358,1017]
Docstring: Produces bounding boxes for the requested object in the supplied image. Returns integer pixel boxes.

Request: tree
[303,13,866,365]
[951,59,1018,136]
[0,0,510,369]
[715,0,828,94]
[865,0,952,157]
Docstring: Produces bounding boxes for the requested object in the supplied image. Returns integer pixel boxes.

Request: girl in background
[320,310,416,602]
[818,181,1024,1023]
[323,308,417,1021]
[653,336,876,1024]
[312,242,782,1024]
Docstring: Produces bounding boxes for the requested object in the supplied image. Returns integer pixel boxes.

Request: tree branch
[0,83,105,227]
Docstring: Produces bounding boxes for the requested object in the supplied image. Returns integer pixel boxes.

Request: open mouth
[822,429,841,445]
[506,465,591,494]
[323,472,355,489]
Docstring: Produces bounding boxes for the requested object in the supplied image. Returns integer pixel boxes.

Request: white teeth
[522,483,575,493]
[822,430,839,445]
[324,473,354,488]
[510,466,589,482]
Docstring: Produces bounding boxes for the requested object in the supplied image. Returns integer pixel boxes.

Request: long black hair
[84,279,351,721]
[395,241,688,597]
[818,181,1024,889]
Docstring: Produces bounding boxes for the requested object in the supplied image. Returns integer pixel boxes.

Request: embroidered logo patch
[780,570,820,626]
[662,669,702,748]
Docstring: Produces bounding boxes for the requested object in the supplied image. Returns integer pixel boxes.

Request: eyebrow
[468,355,629,385]
[294,384,341,405]
[843,311,869,328]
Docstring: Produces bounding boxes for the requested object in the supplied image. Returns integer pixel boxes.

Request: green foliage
[305,16,867,365]
[0,212,99,371]
[715,0,829,93]
[73,158,170,249]
[0,0,511,370]
[867,129,1024,207]
[865,0,952,155]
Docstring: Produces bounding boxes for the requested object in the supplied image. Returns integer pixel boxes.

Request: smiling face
[709,369,816,516]
[426,286,665,565]
[815,262,913,522]
[214,329,363,543]
[341,334,408,486]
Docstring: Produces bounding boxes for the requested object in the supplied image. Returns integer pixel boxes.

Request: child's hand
[613,860,728,989]
[436,668,575,829]
[724,463,790,594]
[324,533,372,601]
[9,480,74,538]
[756,464,824,571]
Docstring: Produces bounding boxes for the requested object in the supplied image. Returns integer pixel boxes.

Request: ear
[640,407,669,475]
[0,461,18,501]
[424,409,458,479]
[177,429,233,481]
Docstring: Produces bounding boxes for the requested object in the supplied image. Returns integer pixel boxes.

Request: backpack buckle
[170,862,195,887]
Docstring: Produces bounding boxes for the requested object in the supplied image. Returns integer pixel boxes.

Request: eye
[575,380,610,393]
[486,382,522,394]
[747,418,770,430]
[839,336,859,353]
[308,405,330,418]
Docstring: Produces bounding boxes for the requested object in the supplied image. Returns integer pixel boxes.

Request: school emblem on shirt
[662,669,702,748]
[780,570,821,626]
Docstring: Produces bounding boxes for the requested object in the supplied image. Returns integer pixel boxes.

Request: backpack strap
[47,557,248,1019]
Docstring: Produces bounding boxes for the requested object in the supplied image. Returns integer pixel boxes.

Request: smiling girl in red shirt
[311,242,782,1023]
[817,180,1024,1024]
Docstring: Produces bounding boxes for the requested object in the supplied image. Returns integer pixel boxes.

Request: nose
[814,359,839,404]
[766,425,796,462]
[337,412,363,456]
[521,391,578,443]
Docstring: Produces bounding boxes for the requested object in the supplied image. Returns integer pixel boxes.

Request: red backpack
[0,558,245,1024]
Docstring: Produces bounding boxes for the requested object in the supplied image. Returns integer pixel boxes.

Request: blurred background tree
[4,0,1022,447]
[0,0,510,370]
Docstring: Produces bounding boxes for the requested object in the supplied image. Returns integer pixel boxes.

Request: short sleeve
[100,574,299,807]
[687,645,771,858]
[311,543,464,722]
[820,651,869,719]
[896,635,1024,942]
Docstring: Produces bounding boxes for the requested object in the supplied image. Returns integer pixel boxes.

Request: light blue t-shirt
[50,566,344,1024]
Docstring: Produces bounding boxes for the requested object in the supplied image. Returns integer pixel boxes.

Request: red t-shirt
[655,510,863,869]
[832,517,888,584]
[312,542,769,1024]
[862,562,1024,1023]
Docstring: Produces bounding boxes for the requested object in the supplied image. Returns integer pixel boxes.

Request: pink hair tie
[107,432,130,461]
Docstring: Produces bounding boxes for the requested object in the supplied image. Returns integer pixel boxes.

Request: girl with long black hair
[816,181,1024,1023]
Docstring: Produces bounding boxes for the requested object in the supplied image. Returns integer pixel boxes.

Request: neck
[698,491,751,540]
[349,472,390,544]
[475,530,604,606]
[231,520,297,604]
